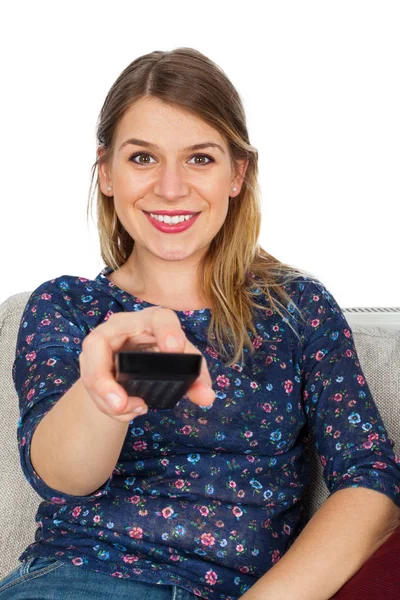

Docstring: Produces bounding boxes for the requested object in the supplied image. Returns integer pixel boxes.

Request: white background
[1,0,399,307]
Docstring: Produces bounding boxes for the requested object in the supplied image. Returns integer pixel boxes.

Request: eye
[188,154,215,165]
[128,152,215,166]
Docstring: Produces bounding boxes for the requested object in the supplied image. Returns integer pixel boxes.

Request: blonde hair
[87,47,317,369]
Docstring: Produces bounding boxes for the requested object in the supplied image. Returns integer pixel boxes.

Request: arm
[240,487,400,600]
[13,284,121,502]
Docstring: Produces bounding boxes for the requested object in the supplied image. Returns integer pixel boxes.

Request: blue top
[13,266,400,600]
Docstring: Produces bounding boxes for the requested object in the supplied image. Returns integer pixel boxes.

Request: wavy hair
[87,47,318,369]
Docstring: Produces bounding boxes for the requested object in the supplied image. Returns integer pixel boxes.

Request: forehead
[114,96,227,149]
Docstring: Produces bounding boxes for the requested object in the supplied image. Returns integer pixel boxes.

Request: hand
[79,306,215,423]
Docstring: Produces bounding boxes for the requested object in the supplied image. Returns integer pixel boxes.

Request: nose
[153,162,191,201]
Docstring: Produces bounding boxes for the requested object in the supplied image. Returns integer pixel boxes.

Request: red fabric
[329,524,400,599]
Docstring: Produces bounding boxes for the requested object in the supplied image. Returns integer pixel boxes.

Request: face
[98,96,248,263]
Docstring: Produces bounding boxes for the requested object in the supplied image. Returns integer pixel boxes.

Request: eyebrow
[118,138,225,154]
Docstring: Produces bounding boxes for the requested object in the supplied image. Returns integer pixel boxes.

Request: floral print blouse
[12,266,400,600]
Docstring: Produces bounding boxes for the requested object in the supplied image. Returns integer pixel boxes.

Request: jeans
[0,556,200,599]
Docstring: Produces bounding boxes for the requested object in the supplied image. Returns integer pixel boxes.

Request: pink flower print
[26,351,37,363]
[41,293,52,300]
[129,527,143,539]
[94,515,100,523]
[262,403,272,413]
[181,425,192,435]
[363,440,373,449]
[344,329,352,338]
[170,554,180,561]
[250,381,258,389]
[40,319,51,326]
[46,358,57,366]
[216,520,224,527]
[334,393,343,402]
[315,350,325,361]
[320,455,327,467]
[199,506,209,516]
[246,455,255,462]
[253,335,263,349]
[357,375,365,386]
[244,431,253,438]
[216,374,229,389]
[206,347,219,359]
[123,555,140,564]
[61,336,70,343]
[205,569,218,585]
[283,524,291,535]
[237,490,245,498]
[161,459,169,466]
[265,356,273,365]
[26,334,35,344]
[311,319,320,328]
[334,431,341,439]
[54,379,62,384]
[369,433,379,442]
[229,481,237,489]
[272,549,281,564]
[162,507,174,519]
[201,533,215,546]
[232,507,243,518]
[175,479,185,489]
[130,496,141,504]
[133,441,147,451]
[236,544,244,552]
[326,425,333,434]
[372,462,387,469]
[239,565,249,573]
[284,380,293,393]
[72,506,82,518]
[27,388,35,401]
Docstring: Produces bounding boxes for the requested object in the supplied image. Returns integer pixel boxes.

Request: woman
[1,47,399,600]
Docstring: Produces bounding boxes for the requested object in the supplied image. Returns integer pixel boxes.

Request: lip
[144,211,201,233]
[144,210,201,216]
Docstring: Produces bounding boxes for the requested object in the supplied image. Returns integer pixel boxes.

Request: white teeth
[149,213,196,224]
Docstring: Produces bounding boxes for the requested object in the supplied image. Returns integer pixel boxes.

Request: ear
[97,146,113,197]
[231,158,249,196]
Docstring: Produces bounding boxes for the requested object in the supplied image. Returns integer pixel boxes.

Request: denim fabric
[0,556,199,599]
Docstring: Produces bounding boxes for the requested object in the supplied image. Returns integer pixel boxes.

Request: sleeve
[298,279,400,508]
[12,280,114,504]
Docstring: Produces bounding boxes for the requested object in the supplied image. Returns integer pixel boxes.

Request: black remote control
[115,351,202,409]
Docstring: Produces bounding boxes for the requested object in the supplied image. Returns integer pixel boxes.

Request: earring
[107,186,112,193]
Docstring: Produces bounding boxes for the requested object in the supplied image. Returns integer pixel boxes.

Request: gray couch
[1,291,399,580]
